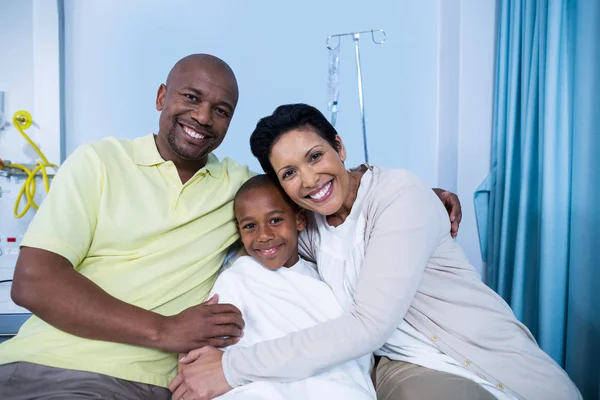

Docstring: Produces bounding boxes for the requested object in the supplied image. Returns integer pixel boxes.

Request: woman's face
[268,129,350,216]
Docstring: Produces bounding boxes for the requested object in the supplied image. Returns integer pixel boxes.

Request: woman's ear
[335,135,347,162]
[296,209,307,232]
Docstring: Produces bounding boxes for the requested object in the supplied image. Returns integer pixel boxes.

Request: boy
[193,174,375,399]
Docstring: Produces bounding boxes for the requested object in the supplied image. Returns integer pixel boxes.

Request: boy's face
[235,185,306,270]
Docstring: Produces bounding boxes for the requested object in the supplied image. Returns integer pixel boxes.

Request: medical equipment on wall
[0,108,57,317]
[0,110,57,218]
[327,46,341,127]
[326,29,386,163]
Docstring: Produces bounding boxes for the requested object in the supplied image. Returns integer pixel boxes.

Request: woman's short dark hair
[249,104,340,180]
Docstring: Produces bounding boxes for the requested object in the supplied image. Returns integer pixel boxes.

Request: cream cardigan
[223,165,581,400]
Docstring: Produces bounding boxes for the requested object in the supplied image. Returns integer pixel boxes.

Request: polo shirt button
[464,359,471,367]
[496,383,504,390]
[431,335,438,342]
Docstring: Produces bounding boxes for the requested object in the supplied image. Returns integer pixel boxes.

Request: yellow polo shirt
[0,134,253,387]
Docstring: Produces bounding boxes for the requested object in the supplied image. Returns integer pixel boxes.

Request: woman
[174,104,581,400]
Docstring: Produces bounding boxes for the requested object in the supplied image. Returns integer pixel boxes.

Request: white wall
[454,0,497,276]
[0,0,34,163]
[435,0,497,274]
[0,0,61,165]
[63,0,445,182]
[58,0,496,275]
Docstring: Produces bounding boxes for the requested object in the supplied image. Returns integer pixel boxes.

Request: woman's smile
[305,180,334,202]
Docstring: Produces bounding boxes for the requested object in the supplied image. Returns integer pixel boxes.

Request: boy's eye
[242,223,256,230]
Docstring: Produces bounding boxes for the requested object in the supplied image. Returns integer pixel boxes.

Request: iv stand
[326,29,386,163]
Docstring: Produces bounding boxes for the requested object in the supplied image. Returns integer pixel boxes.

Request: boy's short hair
[234,174,300,214]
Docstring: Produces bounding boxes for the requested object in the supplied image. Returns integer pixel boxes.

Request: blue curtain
[474,0,600,398]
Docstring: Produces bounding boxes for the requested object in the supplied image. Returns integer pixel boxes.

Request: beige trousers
[375,357,497,400]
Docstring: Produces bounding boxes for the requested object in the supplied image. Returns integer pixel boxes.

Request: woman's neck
[326,165,367,227]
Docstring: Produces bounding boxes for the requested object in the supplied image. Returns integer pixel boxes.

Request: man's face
[235,185,306,271]
[156,64,238,165]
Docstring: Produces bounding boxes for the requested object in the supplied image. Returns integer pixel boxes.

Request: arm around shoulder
[223,171,442,386]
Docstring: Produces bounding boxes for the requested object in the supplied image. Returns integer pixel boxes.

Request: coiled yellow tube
[2,111,57,218]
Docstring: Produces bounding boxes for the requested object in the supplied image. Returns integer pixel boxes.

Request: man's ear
[296,209,307,232]
[156,84,167,111]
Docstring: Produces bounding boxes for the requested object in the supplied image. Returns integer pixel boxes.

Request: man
[0,54,461,399]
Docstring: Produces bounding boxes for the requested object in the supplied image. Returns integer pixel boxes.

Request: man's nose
[191,102,213,126]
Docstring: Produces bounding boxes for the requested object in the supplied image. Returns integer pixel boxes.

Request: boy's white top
[211,256,375,400]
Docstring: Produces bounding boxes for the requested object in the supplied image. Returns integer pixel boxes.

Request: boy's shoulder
[218,255,267,281]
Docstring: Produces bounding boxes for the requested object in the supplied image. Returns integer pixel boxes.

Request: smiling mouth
[180,123,210,142]
[306,180,333,202]
[254,245,282,257]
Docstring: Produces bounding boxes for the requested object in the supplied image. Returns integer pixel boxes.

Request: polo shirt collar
[134,133,223,179]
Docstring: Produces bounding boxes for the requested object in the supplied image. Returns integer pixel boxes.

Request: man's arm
[432,188,462,237]
[11,247,243,353]
[11,144,243,353]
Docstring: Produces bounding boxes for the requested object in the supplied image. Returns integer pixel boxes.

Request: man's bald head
[155,53,240,168]
[166,54,239,103]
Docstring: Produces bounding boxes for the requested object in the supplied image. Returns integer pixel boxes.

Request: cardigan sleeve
[222,170,443,386]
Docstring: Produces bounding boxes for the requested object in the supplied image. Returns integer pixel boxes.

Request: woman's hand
[169,346,233,400]
[433,188,462,237]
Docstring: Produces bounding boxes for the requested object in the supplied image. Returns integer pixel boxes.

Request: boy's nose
[257,226,274,242]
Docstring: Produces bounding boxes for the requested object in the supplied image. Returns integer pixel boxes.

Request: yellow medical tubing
[4,110,57,218]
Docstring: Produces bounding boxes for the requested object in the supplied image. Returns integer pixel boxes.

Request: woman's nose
[301,169,318,188]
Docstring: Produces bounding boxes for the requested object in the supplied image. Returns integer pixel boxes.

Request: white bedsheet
[211,256,375,400]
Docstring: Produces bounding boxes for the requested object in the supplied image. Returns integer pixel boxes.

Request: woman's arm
[223,171,443,387]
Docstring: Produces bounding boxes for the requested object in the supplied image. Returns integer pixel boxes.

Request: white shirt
[212,256,375,399]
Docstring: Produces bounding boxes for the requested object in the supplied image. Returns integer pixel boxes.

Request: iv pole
[326,29,386,163]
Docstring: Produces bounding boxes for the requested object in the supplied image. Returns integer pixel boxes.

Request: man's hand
[158,294,244,353]
[433,189,462,238]
[170,346,232,400]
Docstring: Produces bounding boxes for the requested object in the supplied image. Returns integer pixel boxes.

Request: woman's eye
[310,152,322,161]
[270,218,282,224]
[282,169,295,180]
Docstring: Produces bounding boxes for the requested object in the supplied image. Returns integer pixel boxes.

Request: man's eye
[184,94,198,102]
[215,107,229,117]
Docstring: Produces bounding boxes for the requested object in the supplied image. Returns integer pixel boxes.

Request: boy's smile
[234,184,306,271]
